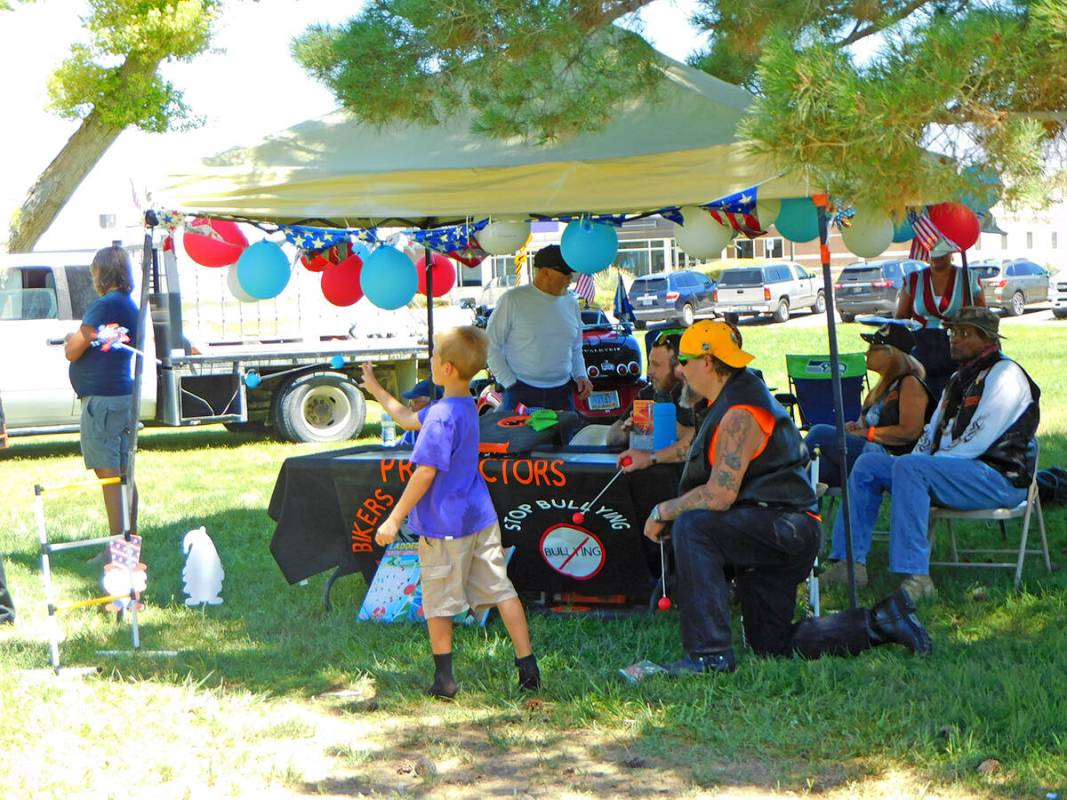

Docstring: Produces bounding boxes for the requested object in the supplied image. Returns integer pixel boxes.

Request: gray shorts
[80,395,132,470]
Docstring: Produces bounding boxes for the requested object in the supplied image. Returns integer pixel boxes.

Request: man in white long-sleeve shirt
[831,307,1040,599]
[487,245,593,411]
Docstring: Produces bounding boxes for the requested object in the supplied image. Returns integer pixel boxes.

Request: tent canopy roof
[164,55,811,227]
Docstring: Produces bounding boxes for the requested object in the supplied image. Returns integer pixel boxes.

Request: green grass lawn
[1,321,1065,798]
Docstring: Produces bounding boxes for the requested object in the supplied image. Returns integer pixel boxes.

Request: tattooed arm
[658,407,765,520]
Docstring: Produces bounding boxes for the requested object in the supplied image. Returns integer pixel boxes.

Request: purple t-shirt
[408,396,498,539]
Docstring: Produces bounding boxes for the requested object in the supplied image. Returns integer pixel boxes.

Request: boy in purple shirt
[362,326,539,698]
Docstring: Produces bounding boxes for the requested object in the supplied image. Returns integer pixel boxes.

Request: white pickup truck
[712,262,826,323]
[0,245,426,442]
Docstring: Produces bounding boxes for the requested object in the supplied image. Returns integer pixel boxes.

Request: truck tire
[811,291,826,315]
[772,298,790,323]
[1007,291,1025,317]
[272,371,366,443]
[1054,308,1067,320]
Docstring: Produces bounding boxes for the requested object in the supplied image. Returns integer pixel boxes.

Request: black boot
[427,652,459,699]
[665,651,736,676]
[515,654,540,691]
[868,589,932,656]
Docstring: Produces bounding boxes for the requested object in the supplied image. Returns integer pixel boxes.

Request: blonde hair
[435,326,489,380]
[866,346,925,406]
[90,245,133,295]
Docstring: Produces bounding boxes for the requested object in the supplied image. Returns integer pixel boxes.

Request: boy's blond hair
[435,326,489,380]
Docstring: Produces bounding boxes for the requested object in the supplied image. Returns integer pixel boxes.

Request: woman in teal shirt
[895,242,985,399]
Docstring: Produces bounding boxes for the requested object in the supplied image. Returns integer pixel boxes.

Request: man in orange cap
[644,321,931,675]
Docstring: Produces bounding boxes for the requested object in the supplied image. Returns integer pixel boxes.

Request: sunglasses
[676,352,705,364]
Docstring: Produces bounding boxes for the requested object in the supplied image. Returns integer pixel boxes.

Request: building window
[1026,231,1034,249]
[763,237,784,259]
[734,239,755,259]
[488,256,518,287]
[459,262,482,288]
[1001,233,1008,250]
[617,238,671,277]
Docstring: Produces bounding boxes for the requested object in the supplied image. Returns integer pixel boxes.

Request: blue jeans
[804,424,883,486]
[502,380,575,412]
[830,452,1027,575]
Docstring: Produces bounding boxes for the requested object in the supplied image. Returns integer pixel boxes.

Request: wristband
[866,426,877,442]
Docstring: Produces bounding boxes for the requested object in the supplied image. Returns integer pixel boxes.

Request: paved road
[729,304,1061,331]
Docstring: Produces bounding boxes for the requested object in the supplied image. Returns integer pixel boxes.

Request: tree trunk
[7,108,123,252]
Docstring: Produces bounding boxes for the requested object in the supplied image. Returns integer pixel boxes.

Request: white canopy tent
[163,56,809,225]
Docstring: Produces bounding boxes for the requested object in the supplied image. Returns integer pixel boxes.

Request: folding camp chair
[776,353,868,430]
[928,442,1052,589]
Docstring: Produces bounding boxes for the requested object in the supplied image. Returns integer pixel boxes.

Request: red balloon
[182,218,248,267]
[321,254,364,307]
[415,253,457,297]
[928,202,980,251]
[301,245,345,272]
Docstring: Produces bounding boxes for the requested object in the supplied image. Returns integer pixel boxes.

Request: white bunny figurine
[182,526,224,606]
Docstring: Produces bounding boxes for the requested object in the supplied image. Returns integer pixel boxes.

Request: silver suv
[971,259,1050,316]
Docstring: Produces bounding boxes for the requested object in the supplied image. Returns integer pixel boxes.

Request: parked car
[834,258,924,322]
[1051,269,1067,319]
[627,270,716,328]
[970,258,1050,316]
[712,262,824,323]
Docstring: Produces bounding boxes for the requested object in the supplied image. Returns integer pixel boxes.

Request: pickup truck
[712,262,825,323]
[0,244,425,442]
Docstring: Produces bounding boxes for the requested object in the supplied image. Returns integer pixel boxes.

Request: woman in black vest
[805,322,933,487]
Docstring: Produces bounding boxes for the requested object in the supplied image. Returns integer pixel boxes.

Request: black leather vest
[679,369,815,509]
[868,374,935,456]
[945,355,1040,488]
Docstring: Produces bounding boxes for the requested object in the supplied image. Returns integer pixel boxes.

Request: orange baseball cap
[678,320,755,368]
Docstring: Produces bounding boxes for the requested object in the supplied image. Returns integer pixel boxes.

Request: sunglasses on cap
[653,327,685,349]
[676,352,706,364]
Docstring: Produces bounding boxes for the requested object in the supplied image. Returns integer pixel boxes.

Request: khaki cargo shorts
[418,522,517,619]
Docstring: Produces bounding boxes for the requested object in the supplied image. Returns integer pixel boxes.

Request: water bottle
[652,401,677,451]
[381,413,397,447]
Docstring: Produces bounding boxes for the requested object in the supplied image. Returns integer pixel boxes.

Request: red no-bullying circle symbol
[538,524,606,581]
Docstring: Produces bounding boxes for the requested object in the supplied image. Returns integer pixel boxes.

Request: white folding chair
[807,454,822,617]
[928,446,1052,590]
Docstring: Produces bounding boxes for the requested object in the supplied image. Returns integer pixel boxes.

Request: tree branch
[836,0,934,47]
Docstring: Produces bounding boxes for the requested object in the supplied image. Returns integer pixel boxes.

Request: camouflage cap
[944,306,1004,339]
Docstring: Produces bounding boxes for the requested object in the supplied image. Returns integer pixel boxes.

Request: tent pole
[424,242,434,360]
[813,196,858,609]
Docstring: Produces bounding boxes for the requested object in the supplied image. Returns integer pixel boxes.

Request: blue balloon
[236,241,291,299]
[329,355,345,370]
[351,241,371,261]
[244,371,261,389]
[960,166,1002,214]
[774,198,820,243]
[360,246,418,310]
[892,215,914,243]
[561,219,618,274]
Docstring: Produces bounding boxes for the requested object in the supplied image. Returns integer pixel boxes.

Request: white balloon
[674,205,735,259]
[756,199,781,230]
[841,207,894,258]
[227,264,257,303]
[479,218,531,255]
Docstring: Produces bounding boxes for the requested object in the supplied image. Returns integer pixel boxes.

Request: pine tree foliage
[294,0,1067,210]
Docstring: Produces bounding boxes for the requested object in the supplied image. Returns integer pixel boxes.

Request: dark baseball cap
[533,245,574,275]
[944,306,1004,339]
[860,322,916,352]
[401,379,442,400]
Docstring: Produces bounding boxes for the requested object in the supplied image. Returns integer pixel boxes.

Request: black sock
[515,653,540,690]
[427,652,458,698]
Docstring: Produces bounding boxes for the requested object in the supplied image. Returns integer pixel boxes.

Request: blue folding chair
[776,353,868,429]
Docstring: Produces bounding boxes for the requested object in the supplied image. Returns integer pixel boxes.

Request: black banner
[269,446,679,598]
